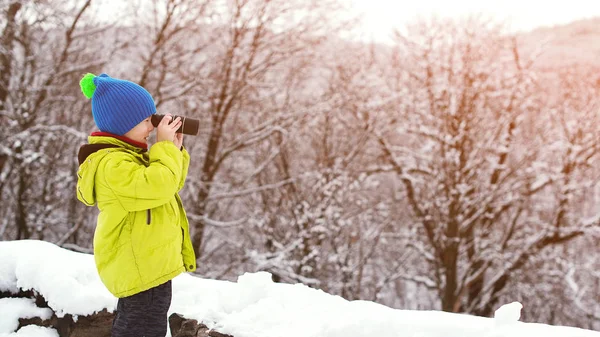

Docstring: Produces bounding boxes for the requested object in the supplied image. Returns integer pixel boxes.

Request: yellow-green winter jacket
[76,135,196,298]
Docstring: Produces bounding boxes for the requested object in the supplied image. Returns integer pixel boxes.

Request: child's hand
[156,114,182,144]
[174,132,183,150]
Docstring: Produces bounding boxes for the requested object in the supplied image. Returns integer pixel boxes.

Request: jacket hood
[76,135,147,206]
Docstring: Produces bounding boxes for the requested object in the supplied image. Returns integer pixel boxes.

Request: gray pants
[112,280,172,337]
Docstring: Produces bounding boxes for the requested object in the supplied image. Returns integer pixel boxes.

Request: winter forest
[1,0,599,331]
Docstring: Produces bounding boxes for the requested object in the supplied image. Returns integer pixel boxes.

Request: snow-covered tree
[0,0,112,244]
[373,17,600,316]
[237,42,397,301]
[152,0,353,259]
[500,65,600,328]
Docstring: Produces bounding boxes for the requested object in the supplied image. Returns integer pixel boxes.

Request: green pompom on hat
[79,73,96,99]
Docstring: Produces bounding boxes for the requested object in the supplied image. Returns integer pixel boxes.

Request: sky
[350,0,600,41]
[1,240,600,337]
[91,1,600,44]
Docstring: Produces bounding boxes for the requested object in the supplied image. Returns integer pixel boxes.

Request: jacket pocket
[147,209,151,225]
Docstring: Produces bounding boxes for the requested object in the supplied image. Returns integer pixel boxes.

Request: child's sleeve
[178,146,190,191]
[102,141,184,211]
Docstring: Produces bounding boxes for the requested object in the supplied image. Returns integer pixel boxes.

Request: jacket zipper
[147,209,151,225]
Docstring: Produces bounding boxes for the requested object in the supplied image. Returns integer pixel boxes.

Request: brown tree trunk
[16,169,30,239]
[191,120,221,258]
[0,2,21,105]
[441,219,460,312]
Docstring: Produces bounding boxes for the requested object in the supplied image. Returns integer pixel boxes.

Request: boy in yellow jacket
[76,73,196,337]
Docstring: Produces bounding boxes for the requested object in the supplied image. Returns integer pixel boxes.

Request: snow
[1,240,599,337]
[0,298,53,335]
[1,325,58,337]
[0,240,115,318]
[493,301,522,325]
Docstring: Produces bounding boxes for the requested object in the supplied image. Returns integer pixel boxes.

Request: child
[76,73,196,337]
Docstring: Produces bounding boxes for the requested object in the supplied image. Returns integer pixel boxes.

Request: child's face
[124,116,154,144]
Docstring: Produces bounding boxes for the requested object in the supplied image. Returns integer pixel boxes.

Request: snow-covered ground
[1,240,598,337]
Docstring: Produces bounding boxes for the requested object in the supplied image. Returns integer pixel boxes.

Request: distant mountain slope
[517,17,600,70]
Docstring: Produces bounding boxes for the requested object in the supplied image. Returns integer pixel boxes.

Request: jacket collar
[90,131,148,150]
[77,133,148,166]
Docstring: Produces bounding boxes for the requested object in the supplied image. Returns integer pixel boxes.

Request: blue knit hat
[79,73,156,135]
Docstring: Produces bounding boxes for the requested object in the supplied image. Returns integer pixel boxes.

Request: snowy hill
[517,17,600,70]
[1,240,599,337]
